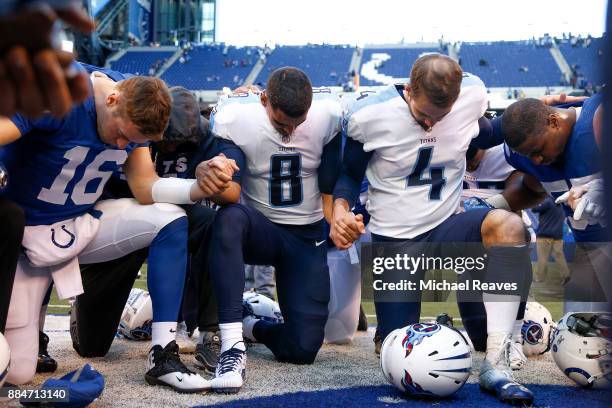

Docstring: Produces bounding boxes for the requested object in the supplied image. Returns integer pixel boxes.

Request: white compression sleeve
[151,178,197,204]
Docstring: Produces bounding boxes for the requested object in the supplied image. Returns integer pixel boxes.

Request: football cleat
[509,340,527,371]
[145,341,210,393]
[373,327,382,356]
[195,331,221,374]
[37,331,58,373]
[480,334,533,405]
[211,342,247,394]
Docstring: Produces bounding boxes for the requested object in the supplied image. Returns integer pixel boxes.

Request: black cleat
[37,331,57,373]
[373,327,382,356]
[195,331,221,374]
[145,341,210,393]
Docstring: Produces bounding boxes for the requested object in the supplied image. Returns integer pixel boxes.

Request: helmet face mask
[551,312,612,389]
[380,323,472,398]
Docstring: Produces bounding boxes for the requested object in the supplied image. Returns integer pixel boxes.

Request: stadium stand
[359,47,442,86]
[161,44,260,90]
[458,41,562,87]
[105,36,603,96]
[558,36,605,86]
[109,49,176,76]
[254,45,354,87]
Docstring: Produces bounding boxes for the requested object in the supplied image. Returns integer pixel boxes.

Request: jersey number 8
[269,154,303,207]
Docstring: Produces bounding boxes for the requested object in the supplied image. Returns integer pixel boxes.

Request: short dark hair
[501,98,552,148]
[410,53,462,108]
[266,67,312,118]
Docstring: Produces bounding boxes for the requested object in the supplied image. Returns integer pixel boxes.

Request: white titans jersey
[462,144,516,201]
[212,89,342,225]
[345,74,487,238]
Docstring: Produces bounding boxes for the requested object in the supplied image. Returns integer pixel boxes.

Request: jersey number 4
[406,147,446,200]
[38,146,127,205]
[269,154,303,207]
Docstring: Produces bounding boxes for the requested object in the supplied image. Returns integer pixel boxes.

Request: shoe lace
[490,335,515,380]
[160,341,194,375]
[509,341,527,363]
[217,347,245,376]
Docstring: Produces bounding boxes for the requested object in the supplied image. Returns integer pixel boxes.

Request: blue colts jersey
[0,63,143,225]
[504,94,604,242]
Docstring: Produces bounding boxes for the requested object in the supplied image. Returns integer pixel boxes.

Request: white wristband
[152,178,197,204]
[485,193,511,210]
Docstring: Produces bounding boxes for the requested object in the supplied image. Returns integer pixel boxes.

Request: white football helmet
[243,292,283,323]
[0,332,9,388]
[118,288,153,340]
[521,301,556,356]
[551,312,612,389]
[380,323,472,398]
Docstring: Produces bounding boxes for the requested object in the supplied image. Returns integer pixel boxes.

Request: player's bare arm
[322,194,333,224]
[502,172,547,211]
[0,117,22,146]
[195,154,239,200]
[200,154,242,205]
[330,198,365,250]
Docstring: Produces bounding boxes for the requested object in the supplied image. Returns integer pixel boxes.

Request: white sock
[483,293,520,335]
[243,316,259,342]
[152,322,177,348]
[512,319,523,343]
[220,322,246,353]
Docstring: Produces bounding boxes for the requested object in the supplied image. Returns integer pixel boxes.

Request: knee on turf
[6,334,38,385]
[73,339,112,358]
[7,359,36,385]
[280,323,325,364]
[481,209,526,246]
[281,342,321,364]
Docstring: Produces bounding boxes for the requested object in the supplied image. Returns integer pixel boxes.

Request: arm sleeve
[333,137,372,207]
[318,132,342,194]
[470,116,504,149]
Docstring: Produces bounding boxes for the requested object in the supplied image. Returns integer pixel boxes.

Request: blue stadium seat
[109,50,176,76]
[255,45,354,87]
[459,41,561,87]
[558,37,604,86]
[161,44,259,90]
